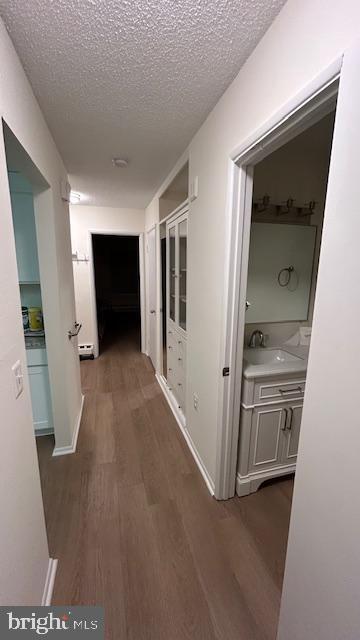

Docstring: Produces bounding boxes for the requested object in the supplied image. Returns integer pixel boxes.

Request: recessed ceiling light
[112,157,128,168]
[70,191,81,204]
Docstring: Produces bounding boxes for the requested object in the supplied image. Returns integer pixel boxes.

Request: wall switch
[12,360,24,399]
[193,393,199,410]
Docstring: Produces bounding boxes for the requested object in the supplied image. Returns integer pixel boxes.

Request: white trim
[146,226,157,366]
[139,234,146,353]
[41,558,58,605]
[88,229,146,358]
[156,374,215,495]
[52,394,84,457]
[216,57,343,500]
[159,198,189,225]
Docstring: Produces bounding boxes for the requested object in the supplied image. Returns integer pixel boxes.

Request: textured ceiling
[0,0,287,208]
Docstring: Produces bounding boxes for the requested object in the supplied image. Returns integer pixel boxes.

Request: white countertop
[243,344,309,379]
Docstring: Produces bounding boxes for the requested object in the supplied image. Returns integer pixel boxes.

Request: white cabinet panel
[28,365,53,433]
[249,406,285,472]
[11,192,40,284]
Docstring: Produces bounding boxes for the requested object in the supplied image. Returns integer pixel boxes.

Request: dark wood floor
[37,326,294,640]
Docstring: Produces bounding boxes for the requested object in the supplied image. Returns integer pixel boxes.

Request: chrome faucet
[248,330,265,348]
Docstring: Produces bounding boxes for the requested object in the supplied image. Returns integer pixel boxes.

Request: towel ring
[278,266,294,287]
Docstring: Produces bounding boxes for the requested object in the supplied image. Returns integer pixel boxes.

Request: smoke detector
[112,157,128,168]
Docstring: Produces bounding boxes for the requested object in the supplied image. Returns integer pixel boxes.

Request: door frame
[146,224,157,367]
[88,229,146,358]
[215,56,342,500]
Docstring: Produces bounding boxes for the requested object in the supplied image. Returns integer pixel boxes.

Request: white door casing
[147,227,157,368]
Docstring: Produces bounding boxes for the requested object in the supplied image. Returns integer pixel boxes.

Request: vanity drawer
[254,378,305,404]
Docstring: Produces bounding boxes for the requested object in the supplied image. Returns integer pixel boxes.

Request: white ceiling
[0,0,287,208]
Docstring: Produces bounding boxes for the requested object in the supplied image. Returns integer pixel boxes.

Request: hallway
[37,329,293,640]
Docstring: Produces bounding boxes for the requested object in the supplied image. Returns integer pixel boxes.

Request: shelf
[19,281,40,286]
[25,330,45,337]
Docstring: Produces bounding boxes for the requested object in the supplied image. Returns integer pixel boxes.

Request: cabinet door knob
[287,407,294,430]
[282,408,288,431]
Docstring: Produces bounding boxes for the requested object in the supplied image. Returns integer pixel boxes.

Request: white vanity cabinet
[237,374,305,496]
[166,205,188,416]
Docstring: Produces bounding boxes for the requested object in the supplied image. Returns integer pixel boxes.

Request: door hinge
[222,367,230,377]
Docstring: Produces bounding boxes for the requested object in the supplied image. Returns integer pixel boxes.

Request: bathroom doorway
[236,111,334,498]
[217,69,340,502]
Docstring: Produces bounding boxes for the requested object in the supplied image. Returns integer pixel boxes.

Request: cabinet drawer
[167,330,178,353]
[167,365,185,411]
[254,378,305,404]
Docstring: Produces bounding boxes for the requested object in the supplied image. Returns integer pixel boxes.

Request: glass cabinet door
[167,212,188,333]
[179,218,187,331]
[169,225,176,322]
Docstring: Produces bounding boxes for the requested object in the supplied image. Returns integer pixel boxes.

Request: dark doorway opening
[92,234,141,354]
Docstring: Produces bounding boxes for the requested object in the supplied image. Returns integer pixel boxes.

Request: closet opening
[3,123,55,444]
[91,234,142,355]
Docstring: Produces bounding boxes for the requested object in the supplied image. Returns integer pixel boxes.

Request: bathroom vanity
[236,345,308,496]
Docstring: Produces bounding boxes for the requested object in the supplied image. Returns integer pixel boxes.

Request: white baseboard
[156,374,215,496]
[41,558,58,605]
[52,394,85,457]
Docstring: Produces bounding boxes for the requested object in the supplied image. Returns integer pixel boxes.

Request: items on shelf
[28,307,43,332]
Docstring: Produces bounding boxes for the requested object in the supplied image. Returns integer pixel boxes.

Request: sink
[244,348,303,366]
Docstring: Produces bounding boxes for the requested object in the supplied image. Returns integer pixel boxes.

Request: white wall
[70,204,145,347]
[0,16,82,603]
[146,0,360,487]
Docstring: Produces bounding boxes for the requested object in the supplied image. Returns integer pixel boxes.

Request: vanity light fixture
[69,191,81,204]
[112,157,128,168]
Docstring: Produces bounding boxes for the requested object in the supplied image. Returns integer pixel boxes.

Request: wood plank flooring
[37,327,294,640]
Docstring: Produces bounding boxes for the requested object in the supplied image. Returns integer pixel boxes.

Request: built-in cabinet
[237,374,304,495]
[10,189,40,284]
[166,206,188,415]
[26,348,53,434]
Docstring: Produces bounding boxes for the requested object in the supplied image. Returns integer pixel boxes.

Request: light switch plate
[12,360,24,399]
